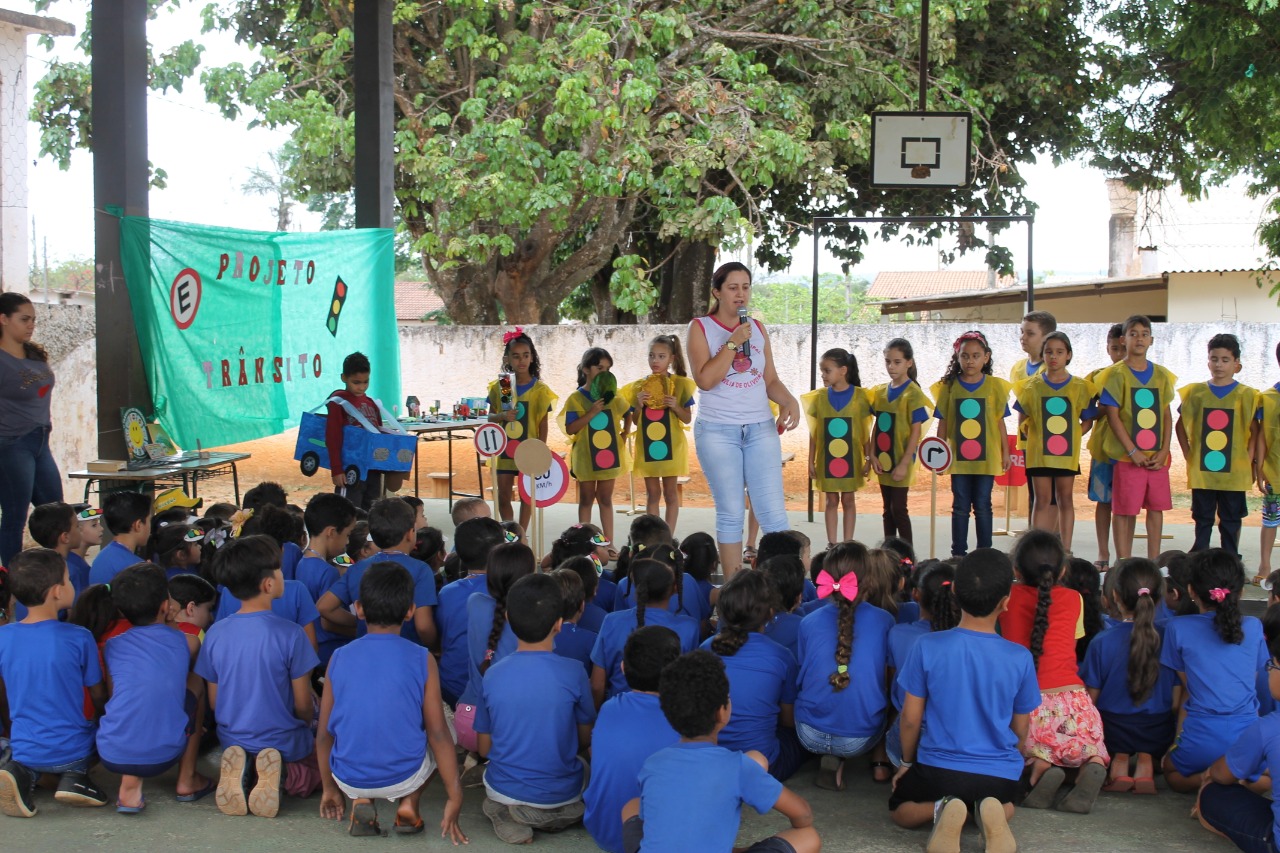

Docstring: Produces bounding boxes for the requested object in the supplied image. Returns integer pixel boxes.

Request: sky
[19,0,1272,284]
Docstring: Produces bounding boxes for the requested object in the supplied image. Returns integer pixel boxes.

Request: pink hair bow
[502,327,526,345]
[1209,587,1229,602]
[1137,587,1150,596]
[953,330,988,354]
[816,569,859,602]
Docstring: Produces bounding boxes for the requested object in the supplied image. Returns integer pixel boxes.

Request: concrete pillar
[354,0,394,230]
[1107,178,1138,278]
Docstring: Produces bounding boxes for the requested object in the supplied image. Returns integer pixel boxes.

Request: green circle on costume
[589,412,609,430]
[877,413,893,432]
[1045,397,1068,416]
[827,418,849,439]
[1134,388,1155,409]
[649,440,669,460]
[959,399,981,419]
[1204,450,1227,472]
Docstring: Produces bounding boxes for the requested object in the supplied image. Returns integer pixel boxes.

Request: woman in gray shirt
[0,292,61,566]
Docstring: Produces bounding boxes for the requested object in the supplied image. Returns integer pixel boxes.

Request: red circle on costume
[506,439,520,457]
[876,433,891,451]
[1046,435,1070,456]
[961,439,983,460]
[1135,429,1157,450]
[645,408,664,421]
[828,458,850,478]
[1206,410,1230,430]
[595,450,616,468]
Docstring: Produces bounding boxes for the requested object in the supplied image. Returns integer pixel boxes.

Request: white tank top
[690,315,772,424]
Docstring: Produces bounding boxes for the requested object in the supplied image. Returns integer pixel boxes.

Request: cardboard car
[294,397,416,485]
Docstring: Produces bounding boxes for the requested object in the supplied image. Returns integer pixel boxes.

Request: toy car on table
[294,396,417,486]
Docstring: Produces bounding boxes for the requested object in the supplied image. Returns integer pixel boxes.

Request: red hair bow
[502,327,526,345]
[816,569,859,602]
[953,330,988,354]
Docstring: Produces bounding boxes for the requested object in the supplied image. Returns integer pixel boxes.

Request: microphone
[736,307,749,358]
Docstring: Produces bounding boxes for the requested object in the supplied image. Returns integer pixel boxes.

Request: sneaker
[977,797,1017,853]
[216,746,249,816]
[925,796,967,853]
[54,772,108,807]
[0,761,37,818]
[508,799,585,831]
[482,797,533,844]
[248,748,282,818]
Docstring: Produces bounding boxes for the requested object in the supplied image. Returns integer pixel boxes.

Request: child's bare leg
[645,477,662,518]
[1132,753,1151,780]
[841,492,856,542]
[1107,752,1131,784]
[395,781,427,825]
[774,827,822,853]
[1113,514,1136,560]
[890,800,937,828]
[497,473,516,522]
[176,674,210,796]
[383,472,406,493]
[1095,502,1112,564]
[1259,526,1277,583]
[1161,753,1198,793]
[596,480,616,544]
[824,493,839,546]
[746,501,760,547]
[1056,477,1076,553]
[117,774,144,809]
[517,493,532,531]
[1031,478,1058,534]
[661,477,680,533]
[578,481,597,525]
[1027,757,1053,786]
[1145,509,1164,561]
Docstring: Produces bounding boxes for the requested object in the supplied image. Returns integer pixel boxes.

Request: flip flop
[350,801,384,837]
[393,816,425,835]
[1102,775,1135,793]
[176,779,216,803]
[1133,776,1158,795]
[116,797,146,815]
[870,761,894,784]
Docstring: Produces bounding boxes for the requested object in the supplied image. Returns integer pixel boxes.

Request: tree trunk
[654,240,715,323]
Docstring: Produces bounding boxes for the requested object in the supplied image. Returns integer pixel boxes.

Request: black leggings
[880,485,912,544]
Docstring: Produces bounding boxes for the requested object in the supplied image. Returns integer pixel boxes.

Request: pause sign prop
[474,423,510,458]
[918,436,953,474]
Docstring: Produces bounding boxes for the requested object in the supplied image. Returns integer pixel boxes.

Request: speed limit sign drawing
[473,422,509,458]
[517,452,570,508]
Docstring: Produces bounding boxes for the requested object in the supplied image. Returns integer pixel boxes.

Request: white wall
[0,22,31,294]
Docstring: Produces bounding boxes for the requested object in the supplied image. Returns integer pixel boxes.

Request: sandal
[393,815,425,835]
[742,546,758,566]
[1093,560,1110,571]
[1133,776,1157,795]
[870,761,894,784]
[815,755,844,791]
[349,801,385,837]
[1102,774,1134,793]
[116,796,146,815]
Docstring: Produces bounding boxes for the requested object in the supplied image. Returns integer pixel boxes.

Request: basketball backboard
[870,112,973,188]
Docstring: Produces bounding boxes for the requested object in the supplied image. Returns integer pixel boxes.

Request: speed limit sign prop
[518,451,570,509]
[473,422,509,458]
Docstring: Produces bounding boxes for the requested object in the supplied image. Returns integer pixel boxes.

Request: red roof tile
[868,271,1018,300]
[394,280,445,321]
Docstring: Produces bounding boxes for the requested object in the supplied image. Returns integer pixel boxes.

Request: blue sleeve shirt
[89,540,143,587]
[591,608,700,699]
[612,574,708,623]
[887,619,931,710]
[1160,613,1267,718]
[700,633,798,763]
[553,622,598,676]
[0,621,101,768]
[794,602,894,738]
[458,591,517,709]
[66,552,91,600]
[294,555,340,606]
[1079,622,1175,716]
[97,623,191,766]
[436,574,486,705]
[215,580,320,630]
[1224,713,1280,841]
[763,612,802,658]
[330,551,437,643]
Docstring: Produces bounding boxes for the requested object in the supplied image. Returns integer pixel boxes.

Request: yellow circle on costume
[646,422,667,441]
[332,299,341,313]
[1136,409,1157,429]
[506,421,523,439]
[1206,431,1228,451]
[829,438,850,458]
[592,430,612,449]
[878,452,893,470]
[960,420,982,440]
[1046,416,1069,434]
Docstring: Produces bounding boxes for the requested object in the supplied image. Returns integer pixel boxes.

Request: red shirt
[84,618,132,719]
[325,389,382,472]
[998,585,1085,691]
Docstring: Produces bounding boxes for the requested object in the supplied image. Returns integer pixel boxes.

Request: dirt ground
[204,428,1207,527]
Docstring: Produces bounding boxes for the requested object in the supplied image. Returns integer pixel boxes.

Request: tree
[241,145,298,231]
[749,275,877,325]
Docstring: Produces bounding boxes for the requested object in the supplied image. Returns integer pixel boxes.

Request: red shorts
[1112,460,1172,516]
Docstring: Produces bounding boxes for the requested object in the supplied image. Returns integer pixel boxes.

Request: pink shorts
[454,703,479,753]
[1111,460,1172,516]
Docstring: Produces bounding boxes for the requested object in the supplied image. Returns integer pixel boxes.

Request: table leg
[413,439,421,498]
[85,479,94,502]
[231,463,241,505]
[447,428,455,512]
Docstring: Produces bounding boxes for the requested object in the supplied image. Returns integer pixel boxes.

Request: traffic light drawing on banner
[503,400,528,460]
[326,276,348,336]
[823,417,856,479]
[642,407,673,464]
[874,412,896,472]
[1041,396,1072,458]
[1130,387,1161,452]
[954,398,987,462]
[1201,408,1233,473]
[588,410,618,471]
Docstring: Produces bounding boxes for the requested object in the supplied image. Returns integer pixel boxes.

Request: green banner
[120,217,399,448]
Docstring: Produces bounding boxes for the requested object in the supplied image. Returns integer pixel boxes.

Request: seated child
[317,563,464,840]
[551,568,597,674]
[148,523,203,580]
[559,555,607,634]
[591,560,700,706]
[583,626,683,853]
[451,496,492,526]
[71,504,104,570]
[436,517,506,706]
[550,524,615,613]
[168,573,216,651]
[623,650,820,853]
[213,572,320,653]
[477,574,597,844]
[89,491,151,587]
[679,531,720,617]
[195,535,321,818]
[761,554,806,657]
[28,502,87,597]
[297,493,356,605]
[0,548,107,816]
[703,570,802,782]
[95,564,211,811]
[890,548,1039,853]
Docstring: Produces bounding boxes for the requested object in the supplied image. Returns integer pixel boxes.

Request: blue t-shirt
[612,574,709,623]
[66,552,91,599]
[329,551,438,643]
[591,607,700,698]
[579,601,607,634]
[594,578,618,613]
[764,612,802,658]
[281,541,302,581]
[97,623,191,765]
[700,633,798,763]
[194,611,320,762]
[475,651,596,806]
[694,578,716,614]
[897,628,1041,780]
[215,579,320,631]
[553,622,597,675]
[794,602,894,738]
[1225,713,1280,840]
[458,591,518,709]
[437,574,487,705]
[637,742,783,853]
[897,601,921,625]
[294,554,339,605]
[1100,363,1156,408]
[583,692,681,853]
[327,633,431,789]
[1160,613,1268,718]
[797,597,828,617]
[801,578,817,604]
[1080,622,1176,716]
[0,620,101,767]
[886,380,930,424]
[828,385,855,412]
[887,619,932,710]
[89,540,143,587]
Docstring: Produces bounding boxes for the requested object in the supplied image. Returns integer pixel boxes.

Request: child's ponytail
[917,563,959,631]
[711,571,771,658]
[648,544,683,615]
[650,335,688,378]
[885,337,918,383]
[481,542,535,673]
[1013,529,1066,667]
[70,562,169,640]
[1190,548,1246,644]
[70,583,120,643]
[1114,558,1163,704]
[819,541,867,691]
[632,559,674,629]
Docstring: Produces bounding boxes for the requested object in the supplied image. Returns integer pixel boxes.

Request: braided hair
[1189,548,1246,645]
[480,542,535,673]
[916,563,959,631]
[631,559,675,628]
[1012,529,1066,667]
[710,571,772,658]
[824,541,868,691]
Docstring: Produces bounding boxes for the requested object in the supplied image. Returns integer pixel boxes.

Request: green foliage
[29,256,94,293]
[749,275,878,325]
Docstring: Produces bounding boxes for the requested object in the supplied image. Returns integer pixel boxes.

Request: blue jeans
[795,719,884,759]
[0,426,63,566]
[1199,782,1280,853]
[950,474,994,556]
[694,419,787,543]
